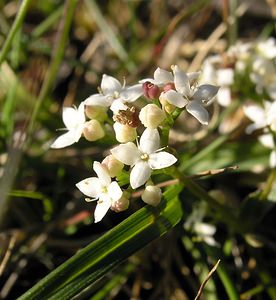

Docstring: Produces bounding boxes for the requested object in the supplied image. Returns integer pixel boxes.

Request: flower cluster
[200,38,276,106]
[51,65,218,222]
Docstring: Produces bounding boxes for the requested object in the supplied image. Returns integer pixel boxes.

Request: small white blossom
[259,134,276,168]
[76,161,123,223]
[51,102,86,149]
[111,128,177,189]
[160,65,219,125]
[243,101,276,134]
[84,74,143,113]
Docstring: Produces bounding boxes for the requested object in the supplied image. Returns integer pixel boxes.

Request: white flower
[84,74,143,113]
[113,122,137,143]
[76,161,123,223]
[200,56,234,107]
[111,128,177,189]
[243,101,276,134]
[139,67,174,86]
[259,134,276,168]
[256,38,276,59]
[51,102,86,149]
[160,65,219,125]
[82,119,105,141]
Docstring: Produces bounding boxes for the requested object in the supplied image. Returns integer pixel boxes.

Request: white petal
[101,74,122,95]
[130,161,152,189]
[216,68,234,86]
[76,177,101,198]
[192,84,219,104]
[93,162,111,186]
[84,94,112,107]
[217,87,232,107]
[161,90,187,108]
[108,181,123,201]
[110,100,128,113]
[270,150,276,168]
[186,100,209,125]
[111,142,141,165]
[245,123,265,134]
[94,196,111,223]
[50,131,77,149]
[148,151,177,169]
[139,128,160,154]
[187,71,201,83]
[120,84,143,102]
[77,102,86,124]
[62,107,80,130]
[172,65,191,96]
[154,67,174,84]
[258,134,274,149]
[243,104,265,123]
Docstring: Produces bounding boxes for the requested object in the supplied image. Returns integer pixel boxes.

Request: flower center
[140,153,149,161]
[101,186,108,194]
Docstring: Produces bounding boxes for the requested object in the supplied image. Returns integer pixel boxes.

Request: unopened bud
[110,193,130,212]
[113,122,137,143]
[85,105,107,121]
[163,83,175,92]
[139,104,166,129]
[83,120,105,141]
[142,82,161,99]
[141,185,162,206]
[102,154,124,177]
[159,96,175,113]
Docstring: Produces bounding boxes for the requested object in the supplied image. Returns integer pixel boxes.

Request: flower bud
[85,105,107,121]
[141,185,162,206]
[83,120,105,141]
[110,193,130,212]
[113,122,137,143]
[159,96,175,113]
[102,154,124,177]
[139,104,166,129]
[142,82,161,99]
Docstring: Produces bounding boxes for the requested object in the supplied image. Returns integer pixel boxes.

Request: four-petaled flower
[111,128,177,189]
[51,102,86,149]
[160,65,219,125]
[76,161,123,223]
[84,74,143,113]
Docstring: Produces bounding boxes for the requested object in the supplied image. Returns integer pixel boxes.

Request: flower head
[51,102,86,149]
[160,65,219,125]
[111,128,177,189]
[76,161,123,222]
[84,74,143,113]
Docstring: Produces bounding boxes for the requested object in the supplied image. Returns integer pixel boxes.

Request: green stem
[0,0,32,65]
[259,169,276,201]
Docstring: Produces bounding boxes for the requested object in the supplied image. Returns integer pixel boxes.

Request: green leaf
[18,185,184,300]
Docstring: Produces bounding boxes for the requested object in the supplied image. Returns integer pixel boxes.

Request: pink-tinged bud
[83,120,105,141]
[139,104,166,129]
[142,82,161,99]
[110,193,130,212]
[141,185,162,206]
[163,83,175,92]
[102,154,124,177]
[113,122,137,143]
[85,105,108,121]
